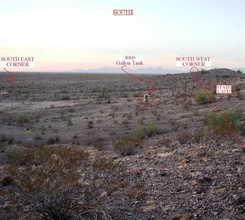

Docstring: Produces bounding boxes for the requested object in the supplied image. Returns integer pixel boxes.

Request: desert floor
[0,68,244,219]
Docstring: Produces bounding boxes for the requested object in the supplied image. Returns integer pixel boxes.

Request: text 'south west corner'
[176,57,211,67]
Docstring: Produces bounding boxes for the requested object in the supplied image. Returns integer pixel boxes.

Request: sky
[0,0,244,72]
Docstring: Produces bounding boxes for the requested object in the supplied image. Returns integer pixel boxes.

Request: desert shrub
[47,136,59,145]
[0,134,7,143]
[4,148,27,165]
[16,112,30,124]
[6,136,14,144]
[133,122,159,140]
[145,122,159,137]
[22,88,30,94]
[0,134,15,145]
[5,146,87,219]
[93,138,105,151]
[122,92,128,98]
[194,90,214,104]
[4,146,144,219]
[191,128,208,144]
[134,91,141,97]
[201,69,208,74]
[67,117,73,126]
[61,94,70,100]
[207,110,240,134]
[113,137,141,156]
[133,127,145,140]
[87,120,94,129]
[96,92,104,99]
[161,137,172,147]
[0,174,14,187]
[61,89,68,93]
[177,131,192,144]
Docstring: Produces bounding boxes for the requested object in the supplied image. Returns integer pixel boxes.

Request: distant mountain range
[70,66,182,74]
[0,67,244,75]
[70,66,245,74]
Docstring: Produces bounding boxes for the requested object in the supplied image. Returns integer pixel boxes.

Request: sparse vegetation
[161,137,172,147]
[0,134,7,143]
[132,122,159,140]
[16,112,30,124]
[122,91,129,98]
[3,146,144,219]
[133,126,145,140]
[177,131,192,144]
[113,137,141,156]
[195,90,215,104]
[47,136,59,144]
[67,117,73,126]
[207,110,241,134]
[61,94,70,100]
[93,138,105,151]
[87,120,94,129]
[0,174,14,187]
[0,70,244,219]
[145,121,159,137]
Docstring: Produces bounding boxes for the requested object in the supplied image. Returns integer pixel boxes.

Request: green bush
[145,122,159,137]
[132,126,145,140]
[132,122,159,140]
[122,92,128,98]
[207,110,240,134]
[195,90,214,104]
[61,94,70,100]
[16,113,30,124]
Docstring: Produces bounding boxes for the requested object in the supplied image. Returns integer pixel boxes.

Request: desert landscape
[0,68,244,219]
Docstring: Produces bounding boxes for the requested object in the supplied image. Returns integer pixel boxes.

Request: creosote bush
[133,126,145,140]
[145,122,159,137]
[132,121,159,140]
[3,146,144,219]
[177,131,192,144]
[161,137,172,147]
[194,90,214,104]
[113,137,141,157]
[61,94,70,100]
[207,110,241,134]
[16,112,30,124]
